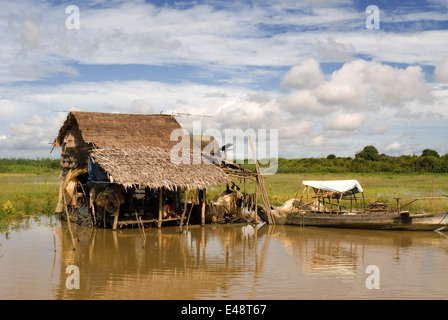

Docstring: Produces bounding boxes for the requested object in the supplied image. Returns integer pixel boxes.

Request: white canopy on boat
[302,180,363,194]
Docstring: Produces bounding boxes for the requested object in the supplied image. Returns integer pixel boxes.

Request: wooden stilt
[63,196,76,250]
[186,198,195,228]
[158,188,163,228]
[135,212,146,248]
[178,189,188,233]
[112,208,119,230]
[201,188,206,226]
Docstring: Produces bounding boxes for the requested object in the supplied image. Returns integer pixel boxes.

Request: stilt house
[53,111,231,229]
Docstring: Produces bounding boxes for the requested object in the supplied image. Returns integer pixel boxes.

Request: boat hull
[258,209,448,231]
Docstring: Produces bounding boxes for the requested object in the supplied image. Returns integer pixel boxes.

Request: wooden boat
[257,180,448,231]
[258,209,448,231]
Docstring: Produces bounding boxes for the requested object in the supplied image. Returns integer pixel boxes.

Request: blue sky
[0,0,447,159]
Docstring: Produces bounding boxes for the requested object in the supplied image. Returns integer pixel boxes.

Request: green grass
[208,172,448,213]
[0,174,59,230]
[0,158,60,175]
[1,168,447,232]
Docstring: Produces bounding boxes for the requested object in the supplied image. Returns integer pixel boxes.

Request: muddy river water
[1,216,448,300]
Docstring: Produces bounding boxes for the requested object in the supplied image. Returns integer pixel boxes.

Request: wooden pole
[201,188,206,226]
[135,212,146,248]
[186,195,195,228]
[254,178,258,224]
[178,189,188,233]
[158,188,163,228]
[249,137,274,225]
[112,208,119,230]
[62,196,76,250]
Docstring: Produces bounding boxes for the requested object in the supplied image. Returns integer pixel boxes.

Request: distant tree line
[242,146,448,174]
[1,146,448,175]
[0,158,60,174]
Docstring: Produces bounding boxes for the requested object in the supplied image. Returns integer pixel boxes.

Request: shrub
[2,200,16,216]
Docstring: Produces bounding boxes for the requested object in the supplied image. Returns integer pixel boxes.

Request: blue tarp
[88,155,109,187]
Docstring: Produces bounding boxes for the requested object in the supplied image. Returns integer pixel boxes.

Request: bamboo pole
[135,212,146,248]
[249,137,274,224]
[254,178,258,224]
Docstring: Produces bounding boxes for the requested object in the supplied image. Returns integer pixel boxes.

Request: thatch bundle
[91,146,229,190]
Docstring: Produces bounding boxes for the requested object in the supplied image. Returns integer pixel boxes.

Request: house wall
[56,122,91,213]
[60,122,90,170]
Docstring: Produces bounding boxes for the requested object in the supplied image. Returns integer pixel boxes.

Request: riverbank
[1,172,447,231]
[0,174,59,230]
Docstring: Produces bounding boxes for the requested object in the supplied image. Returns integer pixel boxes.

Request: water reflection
[55,223,264,299]
[1,218,448,299]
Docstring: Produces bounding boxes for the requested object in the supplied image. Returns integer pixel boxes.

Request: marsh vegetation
[1,155,447,231]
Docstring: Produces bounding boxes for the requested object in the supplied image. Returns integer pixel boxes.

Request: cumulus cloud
[0,0,446,158]
[281,58,325,89]
[1,56,443,159]
[279,59,433,133]
[384,141,404,152]
[23,114,45,126]
[369,124,389,135]
[318,60,431,109]
[2,1,447,85]
[129,99,153,114]
[324,112,368,131]
[434,57,448,82]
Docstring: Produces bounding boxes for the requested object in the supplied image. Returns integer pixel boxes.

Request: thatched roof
[91,146,229,190]
[54,111,183,149]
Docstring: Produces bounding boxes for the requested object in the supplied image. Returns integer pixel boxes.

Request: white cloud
[281,90,328,115]
[384,141,404,152]
[281,58,325,89]
[311,135,325,146]
[369,125,389,135]
[324,112,368,131]
[23,115,45,126]
[1,1,447,85]
[129,99,153,114]
[280,59,432,121]
[383,140,415,156]
[434,57,448,82]
[0,1,447,158]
